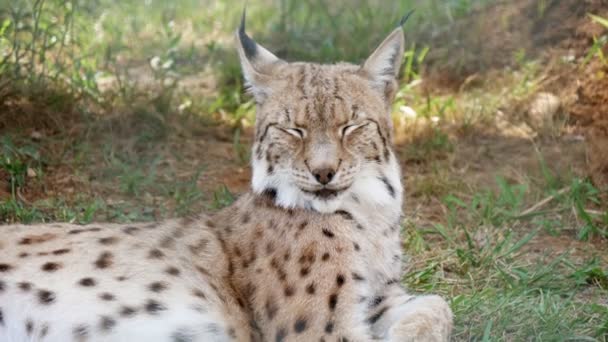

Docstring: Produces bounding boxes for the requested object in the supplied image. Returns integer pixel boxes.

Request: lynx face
[237,14,406,214]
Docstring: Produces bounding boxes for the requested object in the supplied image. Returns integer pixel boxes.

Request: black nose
[313,168,335,185]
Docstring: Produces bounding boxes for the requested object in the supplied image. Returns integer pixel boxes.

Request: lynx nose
[313,168,335,185]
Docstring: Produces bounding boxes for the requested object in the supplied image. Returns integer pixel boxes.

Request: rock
[27,168,37,178]
[527,92,562,135]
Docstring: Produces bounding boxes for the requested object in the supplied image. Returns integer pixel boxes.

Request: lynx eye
[284,128,306,138]
[340,122,367,137]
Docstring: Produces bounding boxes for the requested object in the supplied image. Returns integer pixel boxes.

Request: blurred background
[1,0,607,340]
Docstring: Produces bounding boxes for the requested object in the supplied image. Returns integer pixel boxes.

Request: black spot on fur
[353,242,360,251]
[41,323,49,337]
[196,266,211,277]
[26,319,33,334]
[386,279,399,285]
[98,237,118,245]
[120,306,136,317]
[148,281,168,293]
[237,297,246,308]
[192,289,207,300]
[165,266,180,276]
[95,251,113,268]
[0,281,4,293]
[73,324,89,340]
[322,252,330,261]
[122,226,139,235]
[52,248,71,255]
[352,272,365,281]
[148,249,164,259]
[0,309,3,326]
[145,299,167,315]
[275,327,288,342]
[0,264,13,272]
[321,229,335,238]
[18,282,32,291]
[294,318,307,333]
[329,294,338,311]
[241,212,251,224]
[79,277,96,287]
[335,210,353,220]
[371,296,385,308]
[41,262,61,272]
[99,293,115,301]
[38,289,55,304]
[100,316,116,331]
[325,321,334,334]
[284,285,295,297]
[306,283,316,295]
[172,329,195,342]
[266,299,278,320]
[336,274,345,287]
[367,306,389,324]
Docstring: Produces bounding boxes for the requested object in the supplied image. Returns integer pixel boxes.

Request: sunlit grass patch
[402,173,608,341]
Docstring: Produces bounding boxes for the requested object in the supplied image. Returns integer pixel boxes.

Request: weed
[0,136,43,198]
[210,185,235,210]
[0,198,44,223]
[168,168,205,216]
[583,14,608,67]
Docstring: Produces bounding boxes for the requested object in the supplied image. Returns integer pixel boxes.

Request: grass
[1,0,607,340]
[584,14,608,67]
[404,173,607,341]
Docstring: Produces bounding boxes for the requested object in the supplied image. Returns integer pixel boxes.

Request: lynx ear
[360,11,413,103]
[236,9,284,103]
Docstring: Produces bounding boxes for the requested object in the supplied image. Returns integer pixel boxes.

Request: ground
[1,0,607,340]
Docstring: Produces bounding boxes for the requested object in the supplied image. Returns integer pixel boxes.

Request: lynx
[0,11,453,342]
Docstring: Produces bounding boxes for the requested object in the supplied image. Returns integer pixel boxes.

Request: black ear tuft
[235,7,284,104]
[239,9,258,60]
[398,10,415,27]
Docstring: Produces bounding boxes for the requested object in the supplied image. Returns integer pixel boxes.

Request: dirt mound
[420,0,608,189]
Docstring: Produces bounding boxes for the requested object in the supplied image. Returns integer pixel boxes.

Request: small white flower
[400,106,417,119]
[150,56,161,70]
[162,59,173,70]
[430,116,440,124]
[178,99,192,113]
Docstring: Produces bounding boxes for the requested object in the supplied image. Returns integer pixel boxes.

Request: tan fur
[0,13,452,342]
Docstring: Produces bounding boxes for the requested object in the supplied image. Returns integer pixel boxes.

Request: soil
[420,0,608,190]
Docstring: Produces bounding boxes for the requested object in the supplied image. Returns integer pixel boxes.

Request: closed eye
[341,122,369,137]
[283,127,306,138]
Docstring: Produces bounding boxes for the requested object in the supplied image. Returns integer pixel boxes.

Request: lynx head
[236,11,410,218]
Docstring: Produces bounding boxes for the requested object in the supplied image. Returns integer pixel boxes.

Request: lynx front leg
[368,285,453,342]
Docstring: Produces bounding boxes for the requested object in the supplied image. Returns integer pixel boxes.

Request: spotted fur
[0,10,452,342]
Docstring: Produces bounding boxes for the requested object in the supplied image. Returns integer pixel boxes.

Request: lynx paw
[388,295,453,342]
